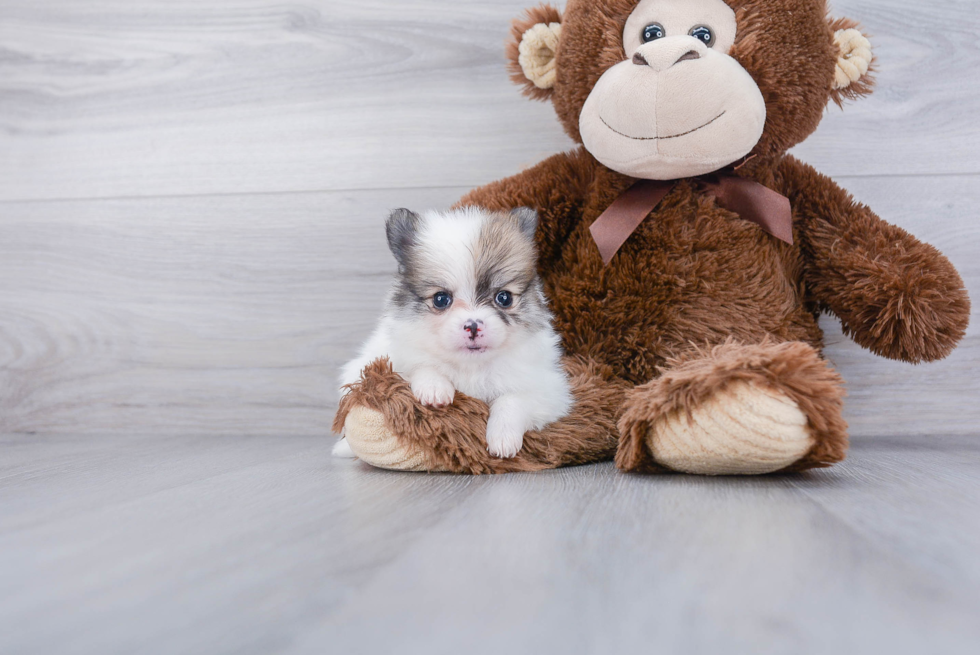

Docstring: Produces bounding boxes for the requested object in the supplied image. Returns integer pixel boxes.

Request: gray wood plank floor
[1,1,978,653]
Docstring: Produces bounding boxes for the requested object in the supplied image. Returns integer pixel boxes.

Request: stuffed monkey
[335,0,969,475]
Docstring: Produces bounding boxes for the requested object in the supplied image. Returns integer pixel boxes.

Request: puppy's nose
[463,320,482,339]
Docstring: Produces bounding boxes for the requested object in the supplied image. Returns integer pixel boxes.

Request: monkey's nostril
[632,52,649,66]
[675,50,701,65]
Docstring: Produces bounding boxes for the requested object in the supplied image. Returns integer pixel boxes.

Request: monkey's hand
[780,156,970,363]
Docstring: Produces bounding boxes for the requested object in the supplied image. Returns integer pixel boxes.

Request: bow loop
[589,175,793,265]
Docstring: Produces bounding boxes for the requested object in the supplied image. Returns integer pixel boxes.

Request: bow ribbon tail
[588,179,676,265]
[588,175,794,267]
[700,176,794,245]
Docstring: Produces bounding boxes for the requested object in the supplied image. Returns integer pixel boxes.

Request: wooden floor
[1,1,978,653]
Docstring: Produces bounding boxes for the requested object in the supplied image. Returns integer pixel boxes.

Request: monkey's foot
[342,405,430,471]
[616,341,848,475]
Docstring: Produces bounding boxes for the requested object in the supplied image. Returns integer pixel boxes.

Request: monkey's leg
[334,358,625,474]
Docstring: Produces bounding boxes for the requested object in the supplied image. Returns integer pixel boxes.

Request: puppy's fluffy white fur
[335,206,572,459]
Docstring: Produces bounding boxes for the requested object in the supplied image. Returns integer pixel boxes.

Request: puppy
[334,206,572,459]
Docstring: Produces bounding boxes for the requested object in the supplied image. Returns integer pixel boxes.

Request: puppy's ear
[385,208,421,268]
[507,4,563,101]
[511,207,538,240]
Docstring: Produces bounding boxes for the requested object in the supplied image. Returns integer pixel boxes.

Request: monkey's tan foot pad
[342,405,431,472]
[646,381,813,475]
[332,357,625,475]
[616,340,849,475]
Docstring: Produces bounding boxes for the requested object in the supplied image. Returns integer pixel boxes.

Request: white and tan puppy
[334,206,572,459]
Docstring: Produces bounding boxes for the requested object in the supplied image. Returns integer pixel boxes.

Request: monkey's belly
[544,213,822,384]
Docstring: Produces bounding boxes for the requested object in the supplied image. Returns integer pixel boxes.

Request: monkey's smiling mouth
[600,111,726,141]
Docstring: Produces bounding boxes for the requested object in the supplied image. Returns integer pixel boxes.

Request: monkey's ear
[507,4,563,101]
[829,18,875,106]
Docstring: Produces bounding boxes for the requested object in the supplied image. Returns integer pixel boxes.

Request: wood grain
[0,176,976,437]
[0,185,462,435]
[308,446,980,655]
[1,1,978,653]
[0,432,483,654]
[1,0,978,202]
[1,434,978,654]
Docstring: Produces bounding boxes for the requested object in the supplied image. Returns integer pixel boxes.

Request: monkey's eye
[433,291,453,309]
[689,26,714,47]
[641,23,665,43]
[494,291,514,308]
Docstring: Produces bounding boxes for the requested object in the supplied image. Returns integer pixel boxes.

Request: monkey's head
[508,0,874,179]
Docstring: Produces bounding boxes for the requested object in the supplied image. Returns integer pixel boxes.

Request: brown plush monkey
[334,0,970,475]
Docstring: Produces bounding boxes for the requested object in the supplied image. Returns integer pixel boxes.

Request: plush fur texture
[334,357,624,474]
[336,0,970,475]
[338,207,572,458]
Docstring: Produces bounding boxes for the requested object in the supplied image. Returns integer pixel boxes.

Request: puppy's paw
[411,376,456,407]
[486,412,526,459]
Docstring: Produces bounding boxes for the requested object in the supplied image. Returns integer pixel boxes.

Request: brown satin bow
[588,175,793,265]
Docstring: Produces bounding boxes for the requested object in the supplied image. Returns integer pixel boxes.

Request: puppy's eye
[689,25,714,47]
[432,291,452,309]
[494,291,513,308]
[641,23,665,43]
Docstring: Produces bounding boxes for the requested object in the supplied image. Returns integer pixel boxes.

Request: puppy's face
[386,207,551,360]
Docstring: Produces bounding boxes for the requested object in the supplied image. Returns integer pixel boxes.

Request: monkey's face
[508,0,875,178]
[578,0,766,179]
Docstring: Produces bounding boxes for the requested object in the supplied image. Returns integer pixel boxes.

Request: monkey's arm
[456,147,594,267]
[777,156,969,363]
